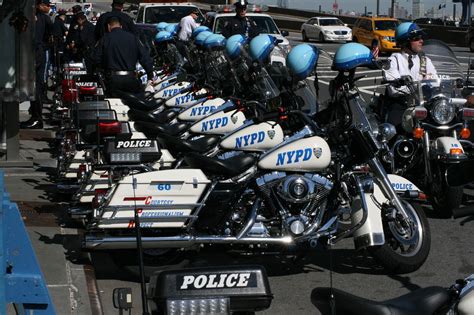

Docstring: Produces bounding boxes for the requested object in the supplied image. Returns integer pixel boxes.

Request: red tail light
[92,188,108,208]
[77,164,87,181]
[79,86,97,95]
[62,79,77,103]
[98,121,122,137]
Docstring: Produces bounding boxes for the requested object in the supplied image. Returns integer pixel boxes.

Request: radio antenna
[132,175,150,315]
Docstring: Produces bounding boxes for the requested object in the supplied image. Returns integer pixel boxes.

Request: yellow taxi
[352,17,400,52]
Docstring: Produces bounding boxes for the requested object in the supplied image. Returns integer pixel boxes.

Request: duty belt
[110,71,135,76]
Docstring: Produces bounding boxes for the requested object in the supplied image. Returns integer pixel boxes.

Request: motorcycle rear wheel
[369,201,430,274]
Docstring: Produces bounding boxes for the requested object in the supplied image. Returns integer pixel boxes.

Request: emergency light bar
[210,4,268,13]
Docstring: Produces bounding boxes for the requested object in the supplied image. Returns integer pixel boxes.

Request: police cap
[113,0,126,5]
[36,0,50,5]
[72,4,82,14]
[234,0,248,8]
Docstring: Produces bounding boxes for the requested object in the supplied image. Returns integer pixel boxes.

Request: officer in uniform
[92,17,153,96]
[21,0,52,129]
[95,0,137,41]
[71,12,96,66]
[221,0,260,39]
[51,9,67,67]
[382,22,437,128]
[65,5,83,62]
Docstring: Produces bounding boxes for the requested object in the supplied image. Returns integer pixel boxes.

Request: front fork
[368,156,411,221]
[422,130,432,185]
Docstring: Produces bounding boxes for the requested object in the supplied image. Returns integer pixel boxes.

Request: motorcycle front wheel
[369,201,431,274]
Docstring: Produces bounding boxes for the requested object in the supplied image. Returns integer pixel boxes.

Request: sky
[249,0,460,16]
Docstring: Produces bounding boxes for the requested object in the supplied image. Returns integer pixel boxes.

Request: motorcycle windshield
[423,39,464,80]
[255,67,280,101]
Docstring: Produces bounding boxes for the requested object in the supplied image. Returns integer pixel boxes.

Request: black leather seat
[311,287,450,315]
[184,152,257,178]
[114,90,163,112]
[157,133,219,155]
[133,121,189,137]
[128,108,178,124]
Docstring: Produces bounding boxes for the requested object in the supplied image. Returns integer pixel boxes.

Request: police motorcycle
[376,39,474,217]
[312,272,474,315]
[313,42,431,273]
[82,46,429,276]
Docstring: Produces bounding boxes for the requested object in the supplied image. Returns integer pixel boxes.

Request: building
[413,0,424,19]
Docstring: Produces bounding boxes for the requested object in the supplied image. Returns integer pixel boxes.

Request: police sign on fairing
[178,272,257,290]
[115,140,152,149]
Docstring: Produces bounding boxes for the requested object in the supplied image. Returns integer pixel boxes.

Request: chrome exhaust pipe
[83,234,294,250]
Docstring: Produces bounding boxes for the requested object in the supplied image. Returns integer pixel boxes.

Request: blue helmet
[225,34,247,59]
[333,42,373,71]
[195,31,213,46]
[395,22,426,44]
[192,26,211,38]
[249,34,278,62]
[165,23,179,35]
[155,31,173,43]
[287,44,319,80]
[203,34,226,50]
[156,22,169,32]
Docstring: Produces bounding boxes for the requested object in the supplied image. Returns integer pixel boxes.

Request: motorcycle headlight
[431,99,455,125]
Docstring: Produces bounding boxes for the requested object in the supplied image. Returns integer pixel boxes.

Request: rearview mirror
[281,30,289,37]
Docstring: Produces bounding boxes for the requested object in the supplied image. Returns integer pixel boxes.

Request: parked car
[352,16,400,53]
[135,2,204,24]
[414,18,444,25]
[301,17,352,42]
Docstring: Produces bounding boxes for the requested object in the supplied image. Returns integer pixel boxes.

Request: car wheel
[302,30,309,42]
[319,32,325,43]
[470,39,474,52]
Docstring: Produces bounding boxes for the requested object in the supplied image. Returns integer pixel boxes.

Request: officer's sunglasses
[410,36,423,42]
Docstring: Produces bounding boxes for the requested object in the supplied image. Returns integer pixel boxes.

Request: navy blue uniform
[93,28,153,95]
[221,15,260,38]
[94,9,137,40]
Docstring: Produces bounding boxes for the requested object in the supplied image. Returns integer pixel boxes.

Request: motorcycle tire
[430,185,464,218]
[369,201,430,274]
[110,249,189,280]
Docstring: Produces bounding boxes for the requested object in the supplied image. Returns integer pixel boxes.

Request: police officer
[51,9,67,69]
[21,0,52,129]
[221,0,260,39]
[95,0,137,41]
[69,12,96,66]
[65,5,83,61]
[382,22,437,128]
[92,17,153,96]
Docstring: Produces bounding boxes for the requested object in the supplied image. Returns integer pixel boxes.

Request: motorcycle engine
[257,172,333,236]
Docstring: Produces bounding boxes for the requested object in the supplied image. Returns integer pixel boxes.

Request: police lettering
[235,131,265,148]
[201,117,229,132]
[276,148,313,166]
[175,94,195,105]
[190,105,217,117]
[180,273,251,290]
[76,82,96,87]
[391,183,413,190]
[116,140,152,149]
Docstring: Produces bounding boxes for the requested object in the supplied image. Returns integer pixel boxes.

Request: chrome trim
[236,198,260,239]
[420,122,463,131]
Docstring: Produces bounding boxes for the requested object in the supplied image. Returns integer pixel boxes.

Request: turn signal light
[98,121,122,137]
[450,148,464,155]
[413,128,424,139]
[460,128,471,139]
[413,107,428,120]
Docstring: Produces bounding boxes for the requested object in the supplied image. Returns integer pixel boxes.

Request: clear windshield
[422,39,464,80]
[255,67,280,101]
[215,16,280,34]
[319,19,344,26]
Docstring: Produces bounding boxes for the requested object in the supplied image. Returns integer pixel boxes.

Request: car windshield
[319,19,344,26]
[215,15,280,34]
[374,20,398,30]
[144,6,201,24]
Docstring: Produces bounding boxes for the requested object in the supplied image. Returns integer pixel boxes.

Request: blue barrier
[0,171,55,314]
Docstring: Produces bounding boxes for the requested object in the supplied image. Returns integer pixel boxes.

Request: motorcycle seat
[157,133,219,155]
[184,152,257,178]
[114,90,162,112]
[311,286,450,315]
[127,108,178,124]
[133,121,189,137]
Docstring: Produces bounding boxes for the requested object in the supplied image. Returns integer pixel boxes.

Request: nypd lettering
[191,105,217,117]
[178,273,257,290]
[116,140,152,149]
[162,88,181,97]
[276,148,314,166]
[201,117,229,132]
[175,94,195,105]
[235,131,265,148]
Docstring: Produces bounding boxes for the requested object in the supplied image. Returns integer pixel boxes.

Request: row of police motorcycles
[50,22,474,314]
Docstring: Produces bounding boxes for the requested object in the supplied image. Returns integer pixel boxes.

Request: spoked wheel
[369,201,431,274]
[430,164,463,218]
